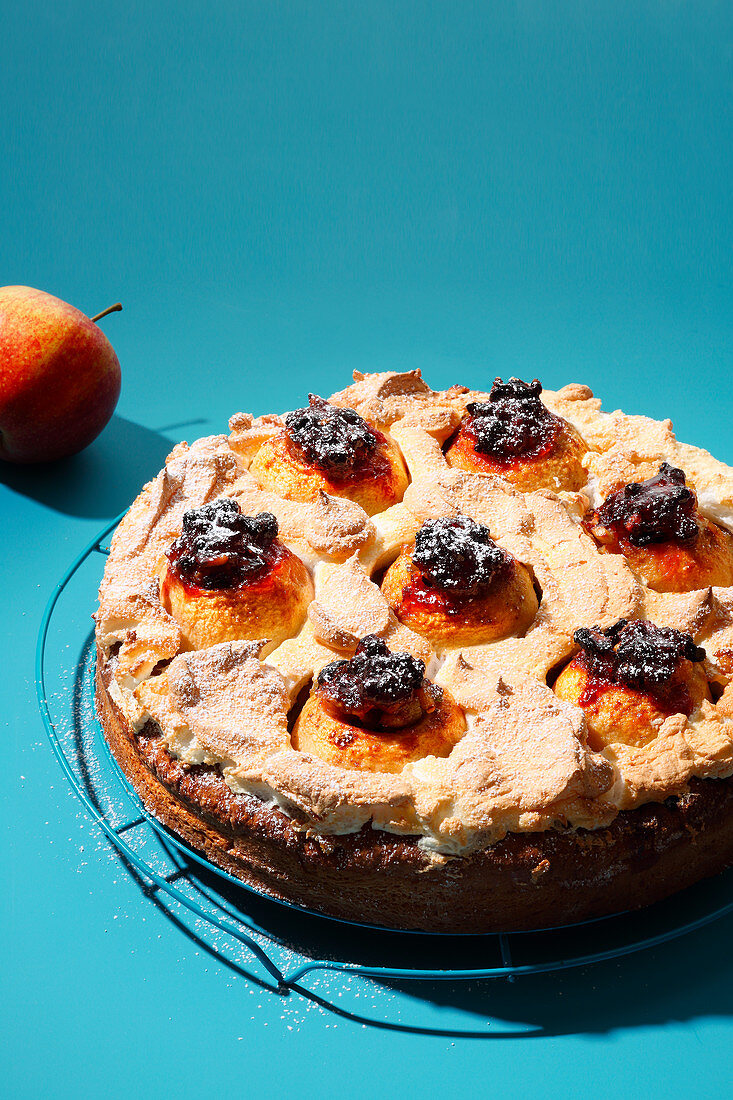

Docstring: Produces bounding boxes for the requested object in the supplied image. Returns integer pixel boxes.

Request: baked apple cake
[95,371,733,932]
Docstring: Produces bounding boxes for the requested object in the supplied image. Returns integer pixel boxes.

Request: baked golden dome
[586,462,733,593]
[291,635,466,773]
[249,394,408,515]
[381,515,538,647]
[554,619,711,750]
[445,377,587,491]
[159,500,313,652]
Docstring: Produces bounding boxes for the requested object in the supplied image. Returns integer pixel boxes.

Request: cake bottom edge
[95,657,733,934]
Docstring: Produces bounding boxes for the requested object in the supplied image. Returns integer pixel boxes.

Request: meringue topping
[97,371,733,852]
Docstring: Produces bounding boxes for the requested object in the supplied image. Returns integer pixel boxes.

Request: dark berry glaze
[402,516,512,616]
[315,635,440,730]
[573,619,706,716]
[166,500,284,593]
[462,377,561,463]
[594,463,699,548]
[284,395,389,482]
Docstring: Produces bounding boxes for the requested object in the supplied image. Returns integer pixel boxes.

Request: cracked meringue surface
[95,370,733,855]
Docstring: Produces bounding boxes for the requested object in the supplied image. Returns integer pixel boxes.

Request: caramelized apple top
[166,500,280,590]
[315,634,440,730]
[593,463,698,547]
[412,515,511,595]
[284,395,379,478]
[463,377,561,461]
[572,619,705,705]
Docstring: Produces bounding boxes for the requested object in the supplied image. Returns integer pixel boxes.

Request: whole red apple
[0,286,122,463]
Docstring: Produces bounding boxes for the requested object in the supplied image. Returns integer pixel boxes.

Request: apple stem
[90,303,123,323]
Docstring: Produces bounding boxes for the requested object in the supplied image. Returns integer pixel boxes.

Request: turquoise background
[3,2,732,1096]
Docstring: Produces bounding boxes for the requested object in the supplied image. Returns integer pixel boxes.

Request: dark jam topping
[595,463,699,548]
[464,377,561,462]
[412,516,511,595]
[284,395,378,478]
[166,500,280,591]
[315,635,438,730]
[573,619,705,712]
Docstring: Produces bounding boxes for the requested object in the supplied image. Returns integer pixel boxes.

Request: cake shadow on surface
[0,414,207,518]
[82,828,733,1038]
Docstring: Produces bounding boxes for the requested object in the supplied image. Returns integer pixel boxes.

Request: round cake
[94,370,733,933]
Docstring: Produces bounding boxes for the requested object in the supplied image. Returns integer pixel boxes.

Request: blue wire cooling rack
[36,514,733,990]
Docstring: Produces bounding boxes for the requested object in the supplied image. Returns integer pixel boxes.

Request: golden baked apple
[587,463,733,593]
[250,395,408,515]
[445,377,587,492]
[554,619,710,750]
[160,500,313,652]
[381,515,538,647]
[291,635,466,773]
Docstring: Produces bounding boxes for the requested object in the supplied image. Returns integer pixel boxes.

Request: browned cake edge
[96,652,733,934]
